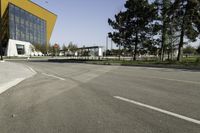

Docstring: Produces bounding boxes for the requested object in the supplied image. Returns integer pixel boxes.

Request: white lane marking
[144,76,200,85]
[42,73,66,81]
[0,78,25,94]
[114,96,200,125]
[25,65,37,74]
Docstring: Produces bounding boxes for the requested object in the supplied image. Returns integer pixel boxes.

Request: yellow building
[0,0,57,56]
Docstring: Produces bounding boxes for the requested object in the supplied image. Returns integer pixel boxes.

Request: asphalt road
[0,61,200,133]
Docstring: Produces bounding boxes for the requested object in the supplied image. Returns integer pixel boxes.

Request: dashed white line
[24,65,65,81]
[114,96,200,125]
[42,73,66,81]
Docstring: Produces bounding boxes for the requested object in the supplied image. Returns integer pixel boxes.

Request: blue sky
[31,0,125,47]
[31,0,199,48]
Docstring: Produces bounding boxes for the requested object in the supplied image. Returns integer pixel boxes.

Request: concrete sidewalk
[0,61,36,94]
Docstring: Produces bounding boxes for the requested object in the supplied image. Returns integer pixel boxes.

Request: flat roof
[79,46,103,50]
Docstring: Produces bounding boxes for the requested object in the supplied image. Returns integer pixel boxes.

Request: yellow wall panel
[0,0,57,45]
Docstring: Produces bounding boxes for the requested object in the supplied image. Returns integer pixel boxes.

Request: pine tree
[108,0,156,60]
[154,0,172,61]
[173,0,200,61]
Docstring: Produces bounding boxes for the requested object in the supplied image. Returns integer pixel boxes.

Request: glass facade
[0,6,9,55]
[8,4,47,46]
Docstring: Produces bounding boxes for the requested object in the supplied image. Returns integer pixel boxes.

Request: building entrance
[16,44,25,55]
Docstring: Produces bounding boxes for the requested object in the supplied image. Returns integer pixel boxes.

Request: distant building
[0,0,57,56]
[78,46,103,57]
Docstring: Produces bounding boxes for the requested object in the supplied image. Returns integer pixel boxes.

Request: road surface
[0,61,200,133]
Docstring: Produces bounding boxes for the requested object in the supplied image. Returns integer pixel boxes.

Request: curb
[0,63,37,95]
[119,64,200,71]
[47,59,200,71]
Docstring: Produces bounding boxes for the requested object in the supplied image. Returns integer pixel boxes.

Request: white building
[6,39,42,57]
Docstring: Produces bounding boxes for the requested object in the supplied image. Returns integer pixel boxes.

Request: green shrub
[195,57,200,64]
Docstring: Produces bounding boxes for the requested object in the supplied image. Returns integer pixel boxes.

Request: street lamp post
[111,40,113,56]
[106,36,108,57]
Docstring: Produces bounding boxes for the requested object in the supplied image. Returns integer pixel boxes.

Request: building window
[16,44,25,55]
[8,3,47,46]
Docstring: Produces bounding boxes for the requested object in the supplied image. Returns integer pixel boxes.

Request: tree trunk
[177,45,183,61]
[177,27,184,61]
[170,35,174,60]
[161,16,167,62]
[177,2,186,62]
[134,32,138,61]
[160,0,169,62]
[168,51,170,60]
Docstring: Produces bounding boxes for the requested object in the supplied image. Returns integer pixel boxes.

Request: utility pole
[110,39,113,51]
[106,36,108,57]
[170,11,175,61]
[110,39,113,56]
